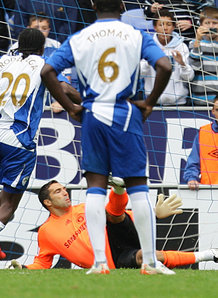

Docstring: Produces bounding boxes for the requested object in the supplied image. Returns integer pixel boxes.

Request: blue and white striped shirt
[47,19,165,134]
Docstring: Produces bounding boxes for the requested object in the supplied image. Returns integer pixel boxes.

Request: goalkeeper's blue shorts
[81,111,147,178]
[0,142,36,193]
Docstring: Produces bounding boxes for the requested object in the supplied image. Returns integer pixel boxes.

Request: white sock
[128,190,157,267]
[85,191,107,266]
[194,250,214,262]
[0,221,5,232]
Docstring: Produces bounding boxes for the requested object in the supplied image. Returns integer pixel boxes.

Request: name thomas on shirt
[87,28,129,44]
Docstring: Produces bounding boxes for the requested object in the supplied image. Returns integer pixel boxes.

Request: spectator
[8,12,72,110]
[141,9,194,106]
[12,0,80,43]
[6,179,218,271]
[121,2,155,35]
[0,0,14,55]
[123,0,214,10]
[49,1,97,112]
[184,96,218,190]
[189,6,218,105]
[143,0,211,43]
[8,12,61,57]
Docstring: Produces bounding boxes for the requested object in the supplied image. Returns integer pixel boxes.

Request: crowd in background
[1,0,217,107]
[0,1,217,189]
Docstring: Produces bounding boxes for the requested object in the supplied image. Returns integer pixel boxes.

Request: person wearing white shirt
[141,9,194,106]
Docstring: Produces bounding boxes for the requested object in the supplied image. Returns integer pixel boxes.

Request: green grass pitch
[0,268,217,298]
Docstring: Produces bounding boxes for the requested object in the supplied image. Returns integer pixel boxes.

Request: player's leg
[109,129,174,275]
[125,176,155,267]
[106,187,173,271]
[0,143,36,259]
[81,113,110,274]
[125,177,175,275]
[160,249,218,268]
[85,171,109,273]
[106,181,218,270]
[106,178,128,223]
[0,189,23,259]
[106,210,141,268]
[106,178,141,268]
[0,248,6,259]
[136,250,195,268]
[106,178,165,270]
[109,130,157,273]
[0,190,23,225]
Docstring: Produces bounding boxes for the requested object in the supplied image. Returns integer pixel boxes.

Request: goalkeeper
[7,179,218,270]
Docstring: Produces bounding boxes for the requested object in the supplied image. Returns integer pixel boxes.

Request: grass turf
[0,268,217,298]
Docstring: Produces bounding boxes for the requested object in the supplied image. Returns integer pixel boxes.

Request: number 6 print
[98,48,119,83]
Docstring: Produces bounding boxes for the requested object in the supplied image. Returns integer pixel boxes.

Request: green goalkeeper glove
[155,194,183,219]
[6,259,22,269]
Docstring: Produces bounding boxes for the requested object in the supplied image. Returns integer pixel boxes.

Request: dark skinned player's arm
[41,64,83,122]
[132,56,172,121]
[60,81,82,105]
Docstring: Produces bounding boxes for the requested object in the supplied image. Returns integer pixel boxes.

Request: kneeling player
[6,179,218,272]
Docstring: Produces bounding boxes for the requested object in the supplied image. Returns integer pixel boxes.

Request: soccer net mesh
[0,1,218,270]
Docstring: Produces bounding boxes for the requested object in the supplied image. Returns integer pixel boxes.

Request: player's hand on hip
[128,99,153,122]
[70,104,83,123]
[155,193,183,219]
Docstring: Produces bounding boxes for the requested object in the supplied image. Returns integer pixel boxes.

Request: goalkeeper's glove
[155,193,183,219]
[6,259,23,269]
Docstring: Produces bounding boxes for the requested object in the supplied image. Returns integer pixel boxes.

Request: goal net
[0,1,218,270]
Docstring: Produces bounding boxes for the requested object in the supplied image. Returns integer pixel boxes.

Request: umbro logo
[65,219,72,225]
[208,149,218,159]
[77,214,85,223]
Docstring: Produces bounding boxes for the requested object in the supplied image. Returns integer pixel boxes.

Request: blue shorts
[0,143,36,192]
[81,111,147,178]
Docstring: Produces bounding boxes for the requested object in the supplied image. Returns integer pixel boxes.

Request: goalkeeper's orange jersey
[26,204,116,269]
